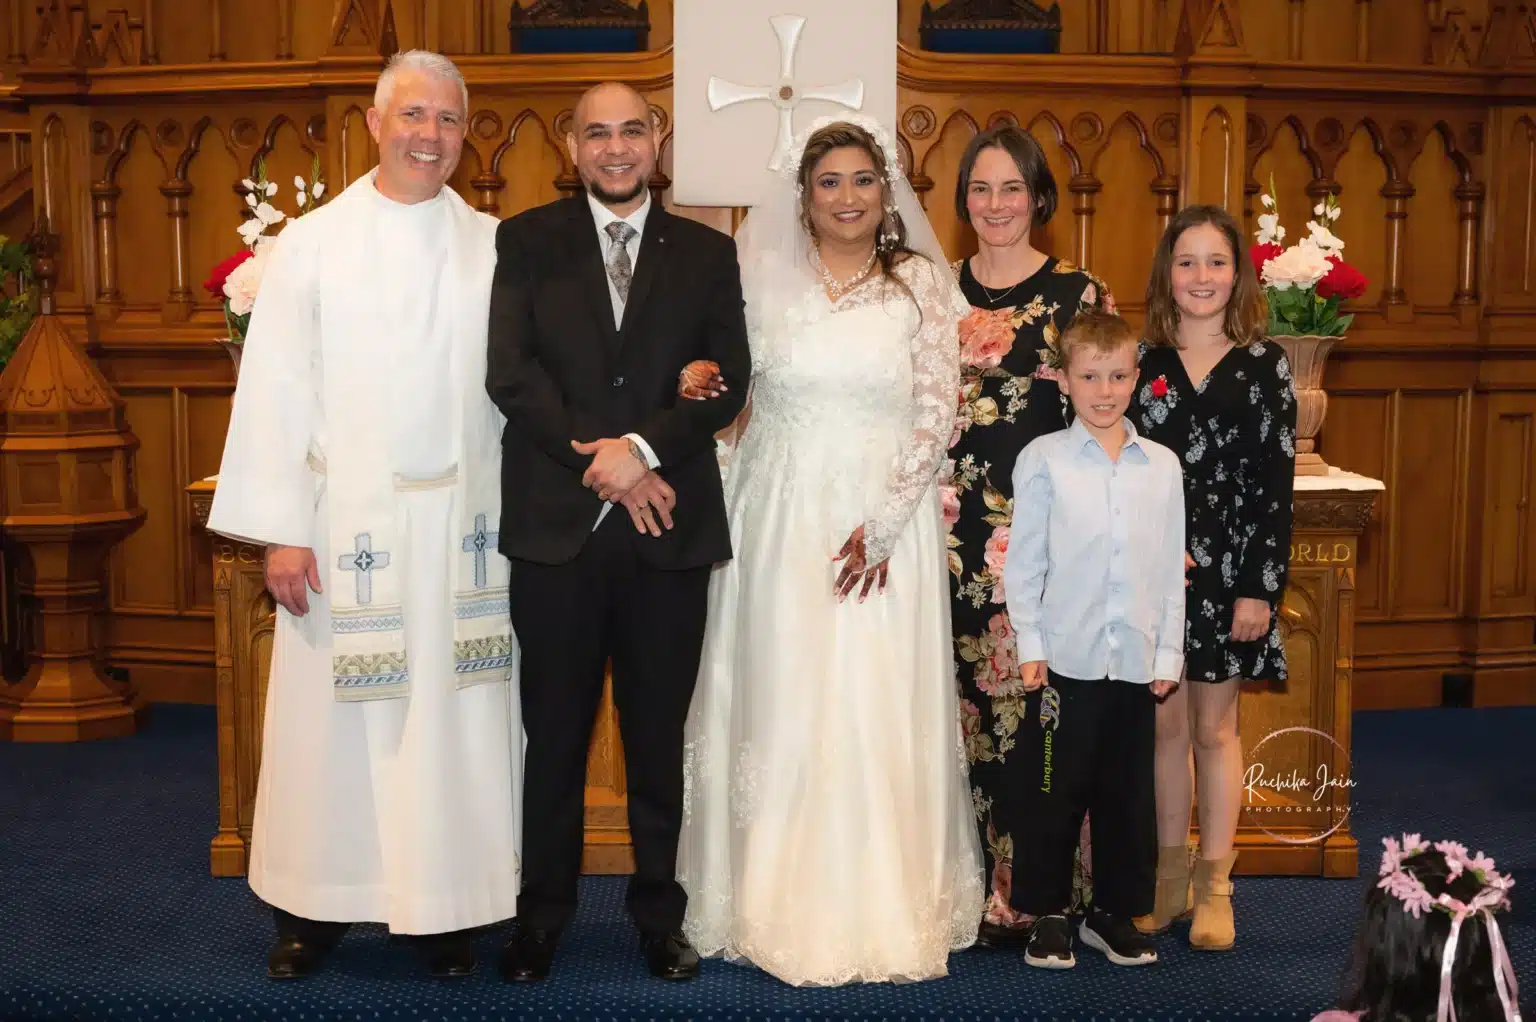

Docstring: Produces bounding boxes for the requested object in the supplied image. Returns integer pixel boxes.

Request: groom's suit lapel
[618,204,670,346]
[567,197,620,354]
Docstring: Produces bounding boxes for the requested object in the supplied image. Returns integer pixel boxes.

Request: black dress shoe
[640,931,700,981]
[417,931,477,979]
[499,925,558,982]
[975,920,1032,949]
[266,934,339,980]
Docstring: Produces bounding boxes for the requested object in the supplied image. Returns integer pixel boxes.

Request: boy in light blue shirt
[1002,310,1185,971]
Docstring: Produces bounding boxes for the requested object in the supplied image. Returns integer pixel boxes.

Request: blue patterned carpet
[0,704,1530,1022]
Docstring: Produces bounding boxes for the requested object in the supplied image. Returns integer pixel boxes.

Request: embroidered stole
[315,175,513,701]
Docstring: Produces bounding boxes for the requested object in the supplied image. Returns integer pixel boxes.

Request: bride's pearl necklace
[813,245,876,300]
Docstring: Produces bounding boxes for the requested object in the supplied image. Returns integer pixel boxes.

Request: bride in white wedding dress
[675,115,984,987]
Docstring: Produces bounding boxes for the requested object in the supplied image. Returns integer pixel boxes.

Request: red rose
[1151,375,1169,398]
[1317,256,1368,300]
[204,248,253,298]
[1249,242,1283,279]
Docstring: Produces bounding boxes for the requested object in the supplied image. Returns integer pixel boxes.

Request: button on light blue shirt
[1003,417,1186,684]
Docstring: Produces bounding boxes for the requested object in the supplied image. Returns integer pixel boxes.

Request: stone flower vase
[220,338,242,380]
[1272,333,1339,477]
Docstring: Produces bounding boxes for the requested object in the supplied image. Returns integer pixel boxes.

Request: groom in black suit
[486,82,750,982]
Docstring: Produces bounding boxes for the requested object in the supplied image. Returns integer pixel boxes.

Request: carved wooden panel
[1483,394,1536,615]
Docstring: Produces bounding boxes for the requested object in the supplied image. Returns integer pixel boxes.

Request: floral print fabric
[1133,340,1297,683]
[945,256,1114,922]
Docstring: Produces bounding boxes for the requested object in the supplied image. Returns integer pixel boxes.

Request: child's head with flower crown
[1322,834,1519,1022]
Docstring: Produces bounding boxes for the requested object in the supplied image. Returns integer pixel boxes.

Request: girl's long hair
[1143,203,1267,348]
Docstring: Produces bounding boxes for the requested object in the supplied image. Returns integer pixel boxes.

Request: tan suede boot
[1189,851,1237,950]
[1133,845,1193,935]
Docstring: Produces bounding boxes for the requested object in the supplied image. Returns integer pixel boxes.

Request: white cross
[338,533,390,605]
[706,14,866,171]
[461,513,499,590]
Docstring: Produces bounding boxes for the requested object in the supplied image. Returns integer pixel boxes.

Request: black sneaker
[1079,908,1158,966]
[1023,914,1075,969]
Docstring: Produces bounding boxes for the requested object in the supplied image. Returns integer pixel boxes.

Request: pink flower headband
[1377,834,1521,1022]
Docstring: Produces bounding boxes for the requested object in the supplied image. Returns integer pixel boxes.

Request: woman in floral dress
[1131,205,1296,951]
[942,126,1114,946]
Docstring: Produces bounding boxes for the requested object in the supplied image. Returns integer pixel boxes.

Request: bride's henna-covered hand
[678,360,727,400]
[832,525,890,603]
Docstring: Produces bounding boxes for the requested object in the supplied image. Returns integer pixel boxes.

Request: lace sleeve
[864,257,966,565]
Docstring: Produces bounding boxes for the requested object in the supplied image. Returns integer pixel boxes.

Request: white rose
[1261,242,1331,290]
[223,238,274,316]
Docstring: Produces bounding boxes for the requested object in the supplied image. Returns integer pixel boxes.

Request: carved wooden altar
[188,477,633,876]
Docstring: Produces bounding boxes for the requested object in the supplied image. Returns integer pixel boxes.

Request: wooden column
[1287,0,1305,60]
[1454,180,1485,318]
[1380,179,1414,321]
[1153,174,1180,234]
[470,171,505,215]
[276,0,295,60]
[90,181,123,322]
[210,0,226,60]
[1069,173,1100,269]
[1355,0,1372,62]
[1177,0,1251,214]
[162,178,195,322]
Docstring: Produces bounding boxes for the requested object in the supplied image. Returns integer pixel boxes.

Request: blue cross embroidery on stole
[461,513,499,589]
[339,533,391,604]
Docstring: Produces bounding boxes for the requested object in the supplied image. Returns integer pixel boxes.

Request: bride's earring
[879,205,900,250]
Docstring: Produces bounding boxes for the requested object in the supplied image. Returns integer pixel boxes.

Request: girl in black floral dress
[1131,205,1296,952]
[942,127,1114,945]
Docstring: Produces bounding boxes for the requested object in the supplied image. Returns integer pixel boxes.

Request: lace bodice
[738,256,962,564]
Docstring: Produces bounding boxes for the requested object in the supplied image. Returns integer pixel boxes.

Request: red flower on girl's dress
[1151,376,1169,398]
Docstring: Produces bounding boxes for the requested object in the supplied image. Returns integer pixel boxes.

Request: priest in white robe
[207,50,521,981]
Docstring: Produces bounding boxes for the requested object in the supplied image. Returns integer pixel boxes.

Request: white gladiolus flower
[312,182,325,199]
[1327,205,1341,221]
[1261,194,1275,209]
[253,202,286,227]
[1262,242,1332,290]
[244,193,257,208]
[1314,202,1326,216]
[236,217,266,246]
[240,178,255,192]
[1305,220,1345,255]
[1256,212,1286,245]
[294,175,306,191]
[265,181,278,197]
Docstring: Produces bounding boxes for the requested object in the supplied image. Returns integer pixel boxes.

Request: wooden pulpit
[189,477,635,877]
[1230,470,1381,878]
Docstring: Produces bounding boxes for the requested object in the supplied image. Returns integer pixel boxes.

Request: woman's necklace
[976,278,1022,304]
[813,244,876,300]
[972,253,1042,305]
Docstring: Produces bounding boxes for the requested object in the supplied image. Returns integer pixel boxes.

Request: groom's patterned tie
[604,221,638,303]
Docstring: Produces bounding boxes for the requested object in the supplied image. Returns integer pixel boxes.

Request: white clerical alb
[373,188,453,478]
[206,171,522,936]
